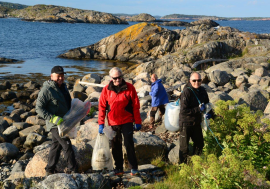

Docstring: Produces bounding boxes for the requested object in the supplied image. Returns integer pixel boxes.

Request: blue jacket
[150,79,169,107]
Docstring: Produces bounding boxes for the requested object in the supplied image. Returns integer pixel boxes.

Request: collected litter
[58,98,91,137]
[92,134,113,171]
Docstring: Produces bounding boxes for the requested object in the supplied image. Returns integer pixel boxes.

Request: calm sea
[0,18,270,78]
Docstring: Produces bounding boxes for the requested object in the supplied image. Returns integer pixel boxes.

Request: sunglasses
[112,76,122,80]
[191,79,202,83]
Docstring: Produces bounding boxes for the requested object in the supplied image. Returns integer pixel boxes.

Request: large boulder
[229,89,268,111]
[19,125,45,137]
[76,122,99,143]
[24,142,93,177]
[1,91,17,100]
[25,116,46,126]
[82,73,101,84]
[205,62,234,74]
[3,126,19,141]
[126,132,167,165]
[0,119,9,133]
[59,22,179,62]
[37,173,109,189]
[190,19,219,27]
[0,143,19,159]
[208,70,230,86]
[23,133,46,149]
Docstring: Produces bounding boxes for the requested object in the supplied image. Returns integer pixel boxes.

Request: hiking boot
[106,169,124,177]
[130,169,140,176]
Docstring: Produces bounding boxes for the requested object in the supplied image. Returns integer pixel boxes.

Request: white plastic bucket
[164,102,180,132]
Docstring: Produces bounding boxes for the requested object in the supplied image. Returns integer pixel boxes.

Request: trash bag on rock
[58,98,91,137]
[92,134,113,171]
[164,101,180,132]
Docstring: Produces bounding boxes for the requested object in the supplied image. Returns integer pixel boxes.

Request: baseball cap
[51,66,66,74]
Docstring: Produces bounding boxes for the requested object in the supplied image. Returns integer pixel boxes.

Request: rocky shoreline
[1,21,270,188]
[10,5,128,24]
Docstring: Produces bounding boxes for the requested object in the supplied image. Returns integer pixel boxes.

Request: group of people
[36,65,213,176]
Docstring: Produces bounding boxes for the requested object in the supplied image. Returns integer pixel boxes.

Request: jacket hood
[152,79,162,85]
[43,80,61,89]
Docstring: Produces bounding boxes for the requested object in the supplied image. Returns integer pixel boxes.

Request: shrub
[178,149,270,188]
[204,100,270,176]
[88,106,96,117]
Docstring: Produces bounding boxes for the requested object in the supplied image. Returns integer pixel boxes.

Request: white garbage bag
[58,98,91,137]
[201,103,213,131]
[65,123,79,139]
[92,134,113,171]
[164,101,180,132]
[103,126,116,140]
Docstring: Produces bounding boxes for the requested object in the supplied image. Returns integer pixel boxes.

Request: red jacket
[98,80,142,126]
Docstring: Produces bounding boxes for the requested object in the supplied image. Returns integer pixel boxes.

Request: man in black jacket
[179,72,214,164]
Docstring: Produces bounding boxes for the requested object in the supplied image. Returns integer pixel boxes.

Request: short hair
[189,72,201,79]
[109,67,122,76]
[151,73,158,80]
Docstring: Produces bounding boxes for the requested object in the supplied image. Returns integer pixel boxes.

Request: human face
[51,73,65,87]
[151,75,157,83]
[110,71,122,86]
[190,73,202,89]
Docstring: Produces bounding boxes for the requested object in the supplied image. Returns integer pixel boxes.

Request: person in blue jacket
[149,74,169,128]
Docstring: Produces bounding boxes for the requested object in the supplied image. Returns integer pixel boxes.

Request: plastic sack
[201,103,213,131]
[65,123,79,139]
[58,98,91,137]
[92,134,113,171]
[103,126,116,140]
[164,101,180,132]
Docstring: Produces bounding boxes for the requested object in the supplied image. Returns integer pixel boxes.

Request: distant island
[160,14,270,21]
[0,1,270,21]
[0,1,27,17]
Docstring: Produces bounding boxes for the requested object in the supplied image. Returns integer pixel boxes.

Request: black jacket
[179,82,212,128]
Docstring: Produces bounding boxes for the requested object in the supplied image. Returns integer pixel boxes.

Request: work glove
[205,112,212,120]
[133,124,141,131]
[50,115,63,125]
[199,103,205,112]
[99,124,104,134]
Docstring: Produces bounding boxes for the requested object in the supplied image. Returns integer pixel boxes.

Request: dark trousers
[111,122,138,170]
[149,105,165,127]
[179,126,204,164]
[45,128,76,172]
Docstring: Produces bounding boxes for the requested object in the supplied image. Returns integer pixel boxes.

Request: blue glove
[134,124,141,131]
[205,113,212,119]
[99,124,104,134]
[199,103,205,112]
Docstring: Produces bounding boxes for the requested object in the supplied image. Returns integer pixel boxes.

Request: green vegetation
[0,1,28,9]
[144,100,270,188]
[88,106,96,117]
[0,1,28,15]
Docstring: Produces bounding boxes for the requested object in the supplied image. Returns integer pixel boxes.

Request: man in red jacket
[98,67,142,176]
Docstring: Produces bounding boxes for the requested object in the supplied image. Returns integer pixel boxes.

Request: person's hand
[50,115,63,125]
[199,103,205,112]
[99,124,104,134]
[134,124,141,131]
[205,113,212,119]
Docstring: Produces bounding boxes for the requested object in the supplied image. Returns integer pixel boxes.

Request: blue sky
[4,0,270,17]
